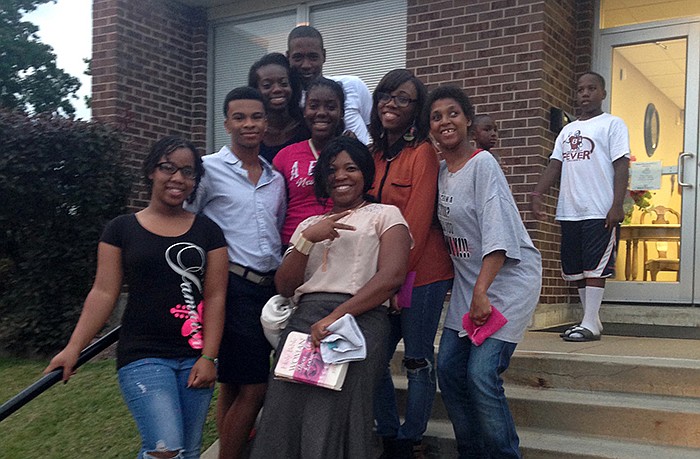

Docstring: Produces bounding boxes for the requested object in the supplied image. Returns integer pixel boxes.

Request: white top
[438,152,542,343]
[290,203,409,304]
[550,113,630,220]
[329,75,372,145]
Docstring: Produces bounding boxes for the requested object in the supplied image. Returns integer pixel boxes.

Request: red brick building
[92,0,700,315]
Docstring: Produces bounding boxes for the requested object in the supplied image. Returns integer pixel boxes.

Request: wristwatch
[201,354,218,365]
[291,232,314,256]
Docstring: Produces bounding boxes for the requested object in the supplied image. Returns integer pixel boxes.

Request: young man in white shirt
[286,25,372,145]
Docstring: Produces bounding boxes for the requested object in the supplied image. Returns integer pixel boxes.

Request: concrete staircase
[391,328,700,458]
[203,305,700,458]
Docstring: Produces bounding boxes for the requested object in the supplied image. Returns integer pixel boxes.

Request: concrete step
[531,304,700,331]
[600,305,700,327]
[508,386,700,448]
[416,423,700,459]
[391,348,700,399]
[518,427,700,459]
[206,332,700,458]
[505,351,700,398]
[392,378,700,449]
[390,334,700,400]
[389,332,700,454]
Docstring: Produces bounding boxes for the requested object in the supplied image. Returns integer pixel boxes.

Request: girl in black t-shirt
[45,136,228,459]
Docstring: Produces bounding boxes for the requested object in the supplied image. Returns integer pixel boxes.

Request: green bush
[0,110,131,356]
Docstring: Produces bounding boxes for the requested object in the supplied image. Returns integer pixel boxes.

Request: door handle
[677,151,694,188]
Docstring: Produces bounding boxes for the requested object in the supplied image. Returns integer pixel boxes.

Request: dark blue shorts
[217,272,275,385]
[560,219,619,281]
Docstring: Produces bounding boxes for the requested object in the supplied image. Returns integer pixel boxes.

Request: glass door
[598,22,699,303]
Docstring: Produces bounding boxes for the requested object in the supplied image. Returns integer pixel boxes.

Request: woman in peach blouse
[251,136,411,459]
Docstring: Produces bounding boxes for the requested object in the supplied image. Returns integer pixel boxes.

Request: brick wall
[406,0,594,305]
[91,0,596,304]
[92,0,208,209]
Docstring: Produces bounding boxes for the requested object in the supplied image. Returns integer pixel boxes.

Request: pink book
[462,306,508,346]
[397,271,416,309]
[274,331,349,391]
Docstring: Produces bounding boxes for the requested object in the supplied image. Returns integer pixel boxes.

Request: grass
[0,356,219,458]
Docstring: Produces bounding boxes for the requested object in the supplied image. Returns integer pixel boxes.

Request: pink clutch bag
[462,306,508,346]
[397,271,416,309]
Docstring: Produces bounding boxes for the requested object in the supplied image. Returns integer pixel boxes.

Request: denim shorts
[118,357,214,459]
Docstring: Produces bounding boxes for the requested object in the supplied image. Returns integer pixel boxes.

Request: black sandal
[559,324,581,338]
[562,326,601,342]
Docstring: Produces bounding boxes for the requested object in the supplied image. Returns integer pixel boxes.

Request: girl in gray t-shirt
[426,85,541,458]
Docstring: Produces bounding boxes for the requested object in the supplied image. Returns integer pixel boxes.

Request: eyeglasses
[377,92,417,108]
[156,162,197,180]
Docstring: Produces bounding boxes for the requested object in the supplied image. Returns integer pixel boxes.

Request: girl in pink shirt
[273,77,344,244]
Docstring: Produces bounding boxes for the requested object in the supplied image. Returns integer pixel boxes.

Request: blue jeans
[118,357,214,459]
[437,329,521,459]
[374,279,452,441]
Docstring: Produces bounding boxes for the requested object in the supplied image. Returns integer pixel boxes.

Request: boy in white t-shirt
[531,71,630,342]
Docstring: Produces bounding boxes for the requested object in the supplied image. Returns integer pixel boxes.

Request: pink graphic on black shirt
[170,301,204,349]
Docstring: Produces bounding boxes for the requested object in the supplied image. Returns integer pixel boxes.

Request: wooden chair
[641,206,680,281]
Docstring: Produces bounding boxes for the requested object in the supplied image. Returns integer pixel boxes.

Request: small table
[619,224,680,280]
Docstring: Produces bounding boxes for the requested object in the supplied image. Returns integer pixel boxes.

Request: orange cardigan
[370,141,453,287]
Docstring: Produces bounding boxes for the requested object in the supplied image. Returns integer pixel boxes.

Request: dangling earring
[403,124,416,142]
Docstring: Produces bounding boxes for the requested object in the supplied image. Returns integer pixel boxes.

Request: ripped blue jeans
[118,357,214,459]
[374,279,452,442]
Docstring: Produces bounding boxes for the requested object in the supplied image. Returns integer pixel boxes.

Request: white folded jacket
[260,295,296,348]
[320,313,366,364]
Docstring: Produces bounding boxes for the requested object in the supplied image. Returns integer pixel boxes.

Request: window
[311,0,407,89]
[210,12,297,150]
[209,0,407,151]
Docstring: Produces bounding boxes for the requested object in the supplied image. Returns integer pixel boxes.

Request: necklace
[308,139,319,160]
[385,152,401,162]
[332,199,367,214]
[382,135,407,162]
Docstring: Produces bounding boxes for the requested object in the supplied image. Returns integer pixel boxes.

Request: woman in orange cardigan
[370,69,453,459]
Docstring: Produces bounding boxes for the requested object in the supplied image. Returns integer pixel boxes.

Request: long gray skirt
[250,292,390,459]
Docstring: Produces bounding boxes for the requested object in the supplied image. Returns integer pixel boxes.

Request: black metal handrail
[0,326,121,423]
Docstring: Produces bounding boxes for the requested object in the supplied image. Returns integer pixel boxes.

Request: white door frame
[597,21,699,304]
